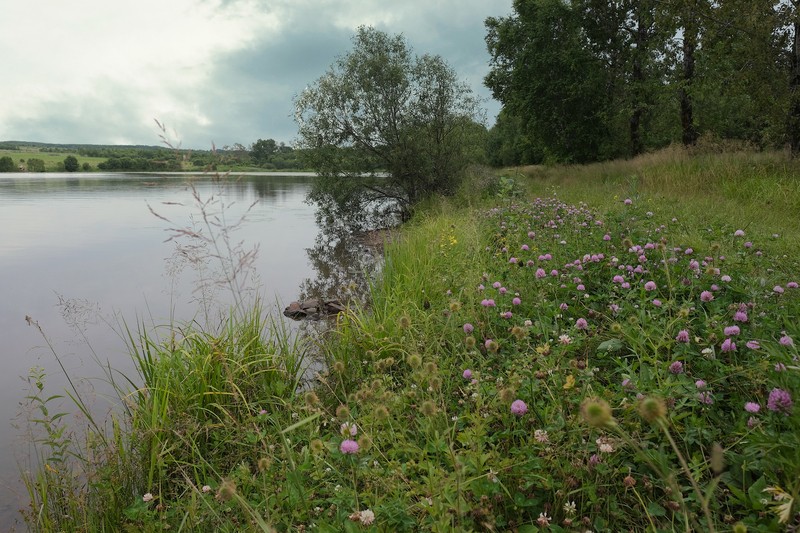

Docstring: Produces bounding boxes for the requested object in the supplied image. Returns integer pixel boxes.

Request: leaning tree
[294,26,485,229]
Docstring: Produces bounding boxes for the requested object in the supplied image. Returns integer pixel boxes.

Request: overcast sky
[0,0,512,149]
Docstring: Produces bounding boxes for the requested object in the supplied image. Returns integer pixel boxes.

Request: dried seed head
[499,388,516,404]
[373,404,389,421]
[304,391,320,407]
[581,397,613,427]
[217,479,236,501]
[638,397,667,423]
[623,473,636,488]
[310,439,324,454]
[357,435,372,452]
[421,400,437,417]
[335,404,350,421]
[257,457,272,473]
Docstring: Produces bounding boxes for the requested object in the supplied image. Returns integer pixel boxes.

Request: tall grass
[20,307,307,531]
[515,147,800,248]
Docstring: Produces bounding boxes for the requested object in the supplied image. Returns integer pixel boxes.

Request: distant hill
[0,140,165,151]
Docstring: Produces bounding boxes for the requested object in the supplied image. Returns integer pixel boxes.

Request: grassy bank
[21,148,800,531]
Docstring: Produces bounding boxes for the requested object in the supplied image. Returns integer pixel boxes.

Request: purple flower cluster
[340,439,359,454]
[510,399,528,416]
[767,388,793,414]
[669,361,684,374]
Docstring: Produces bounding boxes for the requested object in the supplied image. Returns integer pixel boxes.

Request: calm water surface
[0,172,323,529]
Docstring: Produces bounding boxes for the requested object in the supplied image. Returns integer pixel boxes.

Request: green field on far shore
[0,148,107,172]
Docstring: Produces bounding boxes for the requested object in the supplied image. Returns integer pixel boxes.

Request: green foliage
[250,138,277,164]
[0,155,16,172]
[97,155,181,171]
[63,155,79,172]
[295,26,486,228]
[486,0,795,164]
[27,158,46,172]
[248,139,300,169]
[486,0,617,163]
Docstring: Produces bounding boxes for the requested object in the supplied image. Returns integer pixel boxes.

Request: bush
[63,155,79,172]
[0,156,16,172]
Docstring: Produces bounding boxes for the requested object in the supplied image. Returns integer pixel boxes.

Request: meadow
[0,149,107,172]
[20,147,800,532]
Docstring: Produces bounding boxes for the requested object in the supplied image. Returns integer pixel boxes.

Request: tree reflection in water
[297,217,388,310]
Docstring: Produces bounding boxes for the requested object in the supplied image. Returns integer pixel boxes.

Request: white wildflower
[359,509,375,526]
[563,500,577,516]
[537,512,551,526]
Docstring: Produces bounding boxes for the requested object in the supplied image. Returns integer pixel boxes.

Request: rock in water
[283,299,345,320]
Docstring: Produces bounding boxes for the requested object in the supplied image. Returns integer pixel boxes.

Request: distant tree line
[186,139,304,170]
[0,140,306,172]
[97,156,182,171]
[485,0,800,164]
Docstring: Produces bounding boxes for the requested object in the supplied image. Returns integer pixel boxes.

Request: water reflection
[297,219,386,310]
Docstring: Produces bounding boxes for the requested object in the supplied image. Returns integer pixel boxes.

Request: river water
[0,172,335,529]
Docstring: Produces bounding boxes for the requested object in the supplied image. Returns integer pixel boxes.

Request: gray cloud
[1,0,511,149]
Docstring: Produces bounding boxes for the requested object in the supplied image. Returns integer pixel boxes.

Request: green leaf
[647,501,666,517]
[747,476,768,510]
[597,338,624,353]
[281,412,320,434]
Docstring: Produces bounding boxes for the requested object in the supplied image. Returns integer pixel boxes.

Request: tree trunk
[790,16,800,156]
[680,16,698,146]
[629,13,646,156]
